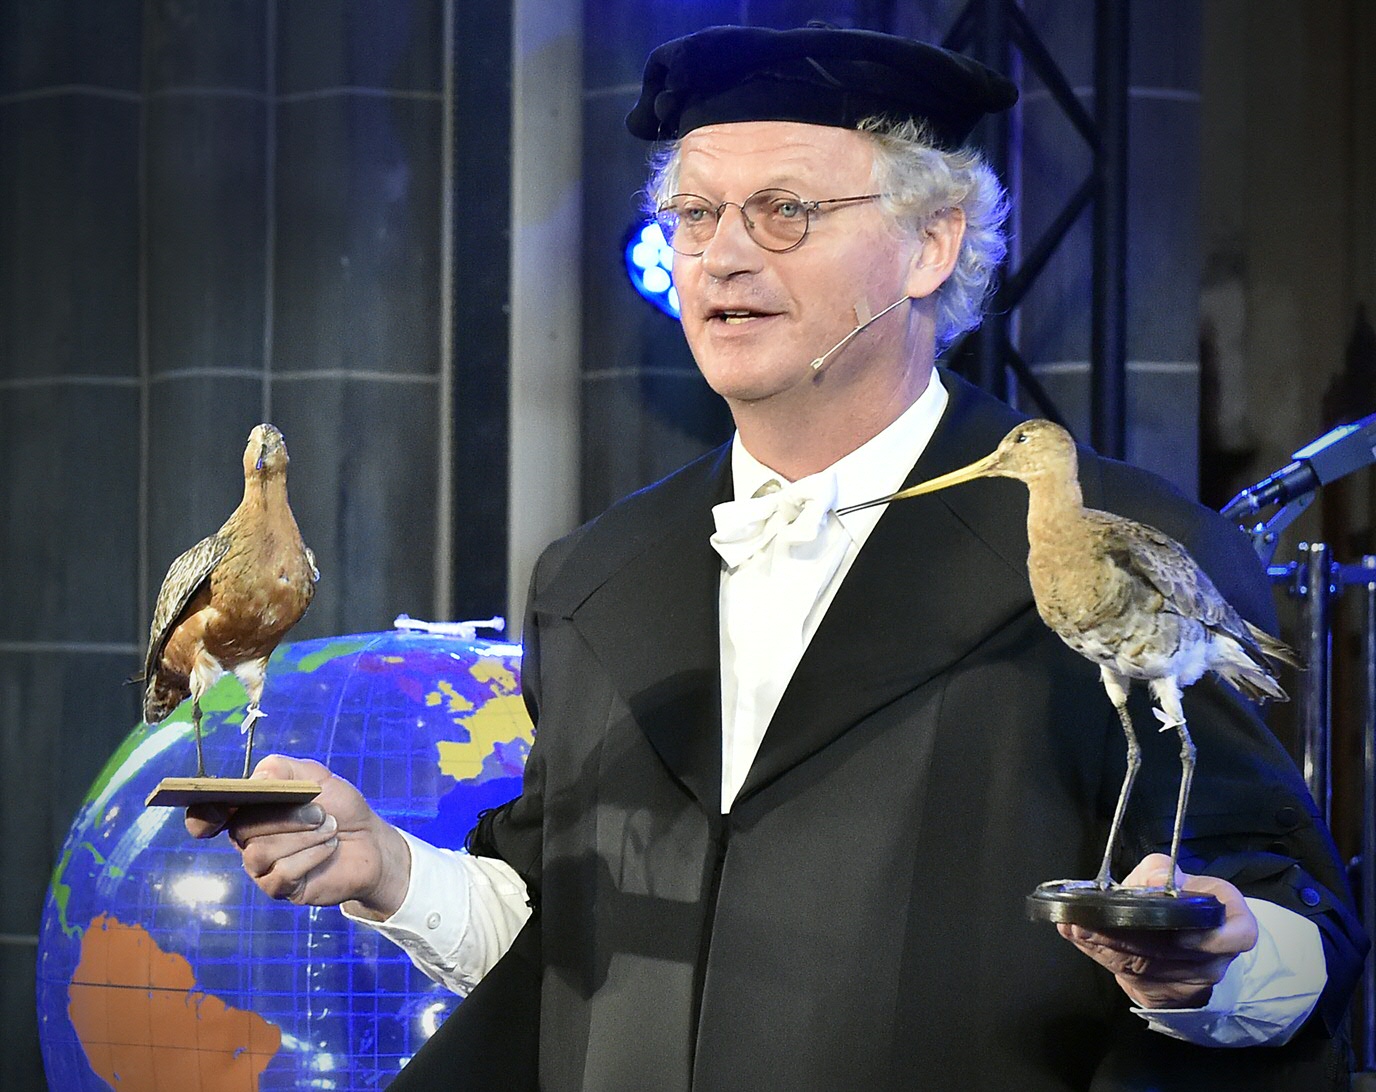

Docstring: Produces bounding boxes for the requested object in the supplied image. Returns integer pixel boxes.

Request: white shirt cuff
[341,829,531,996]
[1132,897,1326,1047]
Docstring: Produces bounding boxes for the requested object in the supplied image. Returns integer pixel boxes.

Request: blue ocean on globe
[36,627,532,1091]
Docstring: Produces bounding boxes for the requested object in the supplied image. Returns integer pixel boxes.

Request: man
[197,25,1364,1090]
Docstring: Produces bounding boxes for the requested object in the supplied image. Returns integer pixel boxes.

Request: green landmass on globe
[38,629,533,1092]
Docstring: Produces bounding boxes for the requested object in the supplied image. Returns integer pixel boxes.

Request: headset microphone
[808,295,911,375]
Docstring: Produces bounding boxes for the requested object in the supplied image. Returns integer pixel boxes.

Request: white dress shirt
[348,372,1325,1046]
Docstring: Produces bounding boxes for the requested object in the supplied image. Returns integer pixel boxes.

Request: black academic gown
[397,371,1364,1092]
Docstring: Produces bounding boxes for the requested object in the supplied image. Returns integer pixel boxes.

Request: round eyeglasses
[654,188,886,256]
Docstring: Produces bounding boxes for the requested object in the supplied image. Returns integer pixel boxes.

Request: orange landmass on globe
[68,914,281,1091]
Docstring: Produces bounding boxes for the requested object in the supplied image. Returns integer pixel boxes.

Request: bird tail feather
[1214,663,1289,703]
[1209,622,1301,704]
[143,672,189,724]
[1245,621,1304,670]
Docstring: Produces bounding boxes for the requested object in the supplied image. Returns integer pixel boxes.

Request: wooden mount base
[145,777,322,808]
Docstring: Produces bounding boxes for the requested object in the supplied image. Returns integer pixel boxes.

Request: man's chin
[703,372,811,408]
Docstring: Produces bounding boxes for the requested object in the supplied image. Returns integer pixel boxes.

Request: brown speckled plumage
[842,419,1298,892]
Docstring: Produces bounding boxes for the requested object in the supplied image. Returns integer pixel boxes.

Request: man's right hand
[184,754,412,920]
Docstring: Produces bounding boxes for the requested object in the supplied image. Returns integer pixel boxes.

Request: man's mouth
[709,308,777,325]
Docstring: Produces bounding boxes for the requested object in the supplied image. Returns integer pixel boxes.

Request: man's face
[671,121,923,411]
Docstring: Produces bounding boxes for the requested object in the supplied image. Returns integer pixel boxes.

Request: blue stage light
[625,221,680,319]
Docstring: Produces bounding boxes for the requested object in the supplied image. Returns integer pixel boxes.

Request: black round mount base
[1026,879,1226,930]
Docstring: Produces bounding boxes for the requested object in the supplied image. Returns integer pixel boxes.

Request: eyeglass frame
[654,189,889,256]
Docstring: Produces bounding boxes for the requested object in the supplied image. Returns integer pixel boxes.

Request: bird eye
[1015,432,1028,444]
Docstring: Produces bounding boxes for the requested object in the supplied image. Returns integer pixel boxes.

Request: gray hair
[644,117,1010,351]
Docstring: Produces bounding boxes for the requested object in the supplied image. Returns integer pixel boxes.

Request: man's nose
[700,203,763,277]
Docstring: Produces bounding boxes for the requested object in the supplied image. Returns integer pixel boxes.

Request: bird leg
[1096,667,1140,890]
[240,705,264,778]
[192,697,207,778]
[1150,679,1193,897]
[235,661,269,778]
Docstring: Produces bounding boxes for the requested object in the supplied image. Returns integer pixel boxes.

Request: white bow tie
[710,473,839,569]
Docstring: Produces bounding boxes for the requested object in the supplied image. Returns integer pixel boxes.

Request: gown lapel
[532,447,732,816]
[736,374,1037,804]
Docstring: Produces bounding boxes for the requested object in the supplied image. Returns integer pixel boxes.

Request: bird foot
[240,706,265,735]
[1152,708,1183,733]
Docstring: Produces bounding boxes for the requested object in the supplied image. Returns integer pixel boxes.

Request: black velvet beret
[626,24,1018,148]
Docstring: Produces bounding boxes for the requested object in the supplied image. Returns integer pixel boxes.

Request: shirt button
[1299,887,1321,908]
[1276,806,1300,829]
[426,912,442,930]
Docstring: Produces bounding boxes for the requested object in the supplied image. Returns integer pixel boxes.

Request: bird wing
[1087,509,1295,696]
[142,531,232,681]
[1087,509,1243,632]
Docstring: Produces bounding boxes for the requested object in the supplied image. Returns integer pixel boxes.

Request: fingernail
[326,837,339,850]
[301,805,324,826]
[321,814,338,835]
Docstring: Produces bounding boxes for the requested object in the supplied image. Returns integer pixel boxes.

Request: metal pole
[1361,555,1376,1070]
[1301,542,1334,826]
[973,0,1013,403]
[1090,0,1128,458]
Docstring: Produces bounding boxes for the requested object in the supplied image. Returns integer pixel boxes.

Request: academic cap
[625,23,1018,148]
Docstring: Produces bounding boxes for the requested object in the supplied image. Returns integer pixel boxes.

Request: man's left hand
[1057,853,1259,1009]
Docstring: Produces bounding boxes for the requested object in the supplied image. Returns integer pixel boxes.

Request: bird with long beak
[140,424,319,779]
[839,419,1298,897]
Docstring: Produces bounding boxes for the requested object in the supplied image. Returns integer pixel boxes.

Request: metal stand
[1269,545,1376,1071]
[1363,557,1376,1074]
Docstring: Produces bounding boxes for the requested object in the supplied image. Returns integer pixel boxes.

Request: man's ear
[905,207,967,299]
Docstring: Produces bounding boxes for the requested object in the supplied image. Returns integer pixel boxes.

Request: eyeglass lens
[656,189,811,255]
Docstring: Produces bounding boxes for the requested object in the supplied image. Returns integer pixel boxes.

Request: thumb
[1121,852,1182,889]
[249,754,331,782]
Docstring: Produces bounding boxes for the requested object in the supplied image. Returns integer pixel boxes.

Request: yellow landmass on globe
[68,914,280,1091]
[426,680,474,713]
[436,694,534,781]
[469,657,517,691]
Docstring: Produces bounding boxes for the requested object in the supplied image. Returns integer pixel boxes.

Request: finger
[1063,924,1218,961]
[229,801,327,842]
[1067,936,1233,987]
[1119,956,1234,985]
[240,814,338,875]
[1078,940,1233,983]
[184,802,234,839]
[250,836,341,903]
[1064,928,1200,967]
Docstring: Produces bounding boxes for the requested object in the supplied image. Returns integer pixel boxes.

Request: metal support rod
[1362,556,1376,1070]
[1090,0,1128,459]
[1301,542,1334,826]
[972,0,1014,403]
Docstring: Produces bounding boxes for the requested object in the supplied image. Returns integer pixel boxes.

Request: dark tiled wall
[0,2,450,1086]
[0,6,145,1089]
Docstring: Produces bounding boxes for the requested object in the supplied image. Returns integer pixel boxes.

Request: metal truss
[940,0,1129,458]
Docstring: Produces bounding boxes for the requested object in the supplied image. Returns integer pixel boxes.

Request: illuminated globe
[37,626,532,1091]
